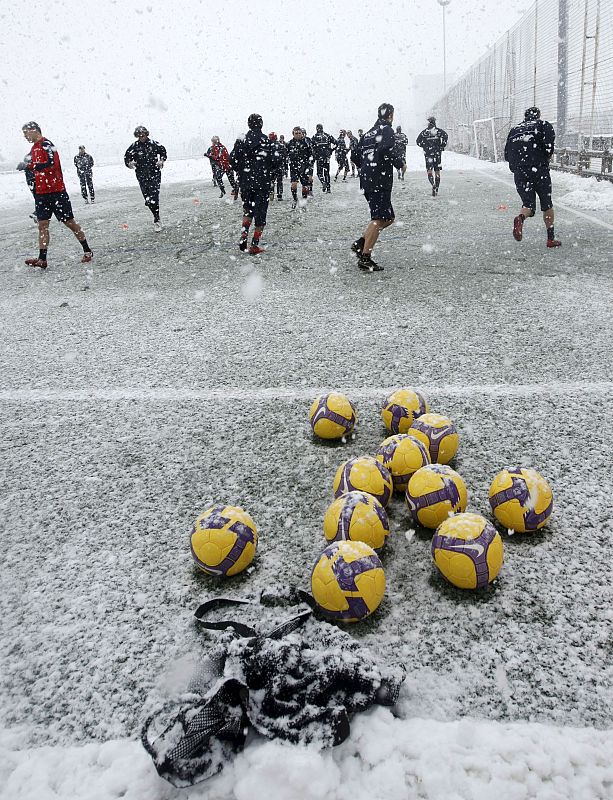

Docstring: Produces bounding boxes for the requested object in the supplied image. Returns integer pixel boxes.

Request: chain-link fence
[430,0,613,176]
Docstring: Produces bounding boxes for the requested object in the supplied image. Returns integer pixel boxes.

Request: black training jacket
[504,119,555,172]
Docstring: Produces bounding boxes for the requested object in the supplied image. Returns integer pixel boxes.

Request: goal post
[472,117,499,162]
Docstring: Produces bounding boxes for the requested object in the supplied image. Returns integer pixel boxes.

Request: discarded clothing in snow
[141,589,405,787]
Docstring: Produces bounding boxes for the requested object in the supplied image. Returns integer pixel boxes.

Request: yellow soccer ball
[432,513,503,589]
[333,456,393,507]
[311,540,385,622]
[381,388,428,434]
[323,491,390,550]
[488,467,553,532]
[309,392,356,440]
[375,433,430,492]
[409,412,459,464]
[190,504,258,576]
[406,464,468,529]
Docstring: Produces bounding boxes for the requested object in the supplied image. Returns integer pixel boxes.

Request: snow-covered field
[1,154,612,799]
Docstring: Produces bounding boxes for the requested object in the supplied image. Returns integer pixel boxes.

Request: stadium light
[437,0,451,93]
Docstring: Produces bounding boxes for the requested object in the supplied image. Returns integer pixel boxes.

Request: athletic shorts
[241,191,269,227]
[364,189,394,221]
[289,167,311,186]
[34,190,74,222]
[513,166,553,212]
[425,154,442,170]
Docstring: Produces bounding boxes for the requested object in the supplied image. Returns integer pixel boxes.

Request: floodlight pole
[438,0,451,94]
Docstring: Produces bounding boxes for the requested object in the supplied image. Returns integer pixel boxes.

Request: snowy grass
[1,171,612,799]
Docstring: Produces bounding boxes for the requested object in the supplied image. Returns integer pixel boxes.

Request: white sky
[1,0,527,164]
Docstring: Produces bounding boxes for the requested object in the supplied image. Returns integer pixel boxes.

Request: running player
[350,103,404,272]
[504,107,561,248]
[74,145,95,203]
[394,126,409,180]
[230,113,281,254]
[124,126,167,231]
[347,131,359,177]
[334,130,350,181]
[205,136,237,198]
[311,124,336,192]
[416,116,448,196]
[20,122,92,270]
[286,127,314,209]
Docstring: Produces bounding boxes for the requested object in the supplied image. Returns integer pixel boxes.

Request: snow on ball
[333,456,393,507]
[311,540,385,622]
[431,513,504,590]
[406,463,468,529]
[488,467,553,532]
[381,388,428,434]
[409,412,459,464]
[309,392,357,440]
[376,433,431,492]
[323,491,390,550]
[190,504,258,576]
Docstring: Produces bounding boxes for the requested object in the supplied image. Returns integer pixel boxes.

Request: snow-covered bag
[141,590,405,787]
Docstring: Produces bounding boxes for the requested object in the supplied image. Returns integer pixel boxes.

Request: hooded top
[357,119,404,192]
[504,118,555,172]
[230,129,281,192]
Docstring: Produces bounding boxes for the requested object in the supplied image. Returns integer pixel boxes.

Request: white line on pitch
[478,170,613,232]
[0,383,611,403]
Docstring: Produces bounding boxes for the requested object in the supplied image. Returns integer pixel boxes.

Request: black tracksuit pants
[316,158,331,190]
[136,170,161,220]
[78,171,95,201]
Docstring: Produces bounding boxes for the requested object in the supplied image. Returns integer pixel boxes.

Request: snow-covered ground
[2,147,612,213]
[1,158,612,799]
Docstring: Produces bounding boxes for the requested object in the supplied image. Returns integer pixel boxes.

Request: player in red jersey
[19,122,92,269]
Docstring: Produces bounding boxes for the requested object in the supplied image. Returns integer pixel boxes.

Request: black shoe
[291,201,297,210]
[239,240,248,251]
[358,254,383,272]
[277,195,283,201]
[351,237,365,256]
[219,191,226,198]
[431,186,436,197]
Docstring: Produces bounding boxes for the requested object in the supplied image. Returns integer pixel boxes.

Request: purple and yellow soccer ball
[309,392,357,440]
[381,388,428,434]
[376,433,431,492]
[323,491,390,550]
[333,456,393,507]
[406,464,468,529]
[431,513,504,590]
[409,412,459,464]
[311,540,386,622]
[190,504,258,577]
[488,467,553,532]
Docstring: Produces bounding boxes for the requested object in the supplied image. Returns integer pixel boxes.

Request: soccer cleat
[513,215,523,241]
[351,237,365,256]
[291,201,297,210]
[219,191,226,198]
[546,239,562,248]
[249,245,265,255]
[81,251,93,264]
[431,186,436,197]
[358,254,383,272]
[153,221,162,232]
[277,195,283,201]
[25,257,47,269]
[239,240,248,251]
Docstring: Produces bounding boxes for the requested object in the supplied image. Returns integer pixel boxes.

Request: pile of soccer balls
[188,387,553,627]
[307,388,553,622]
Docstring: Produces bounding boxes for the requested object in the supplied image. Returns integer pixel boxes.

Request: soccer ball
[406,463,468,529]
[431,513,504,589]
[381,388,428,434]
[409,413,459,464]
[190,504,258,576]
[323,491,390,550]
[311,540,385,622]
[488,467,553,532]
[375,434,430,492]
[333,456,393,507]
[309,392,356,440]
